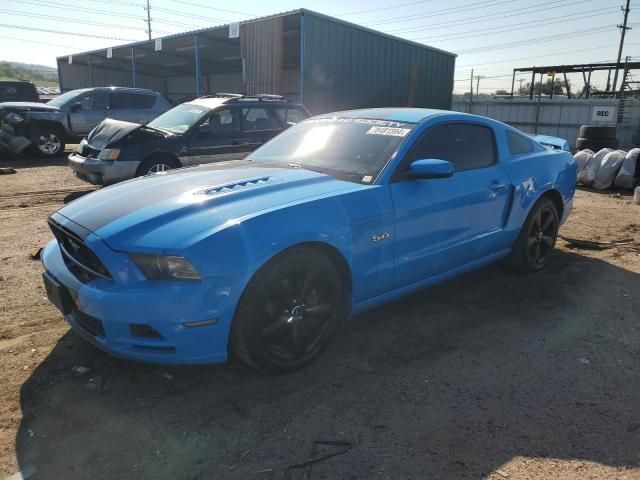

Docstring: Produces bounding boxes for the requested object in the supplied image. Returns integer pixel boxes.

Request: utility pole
[612,0,631,94]
[469,69,474,108]
[145,0,152,40]
[476,75,484,96]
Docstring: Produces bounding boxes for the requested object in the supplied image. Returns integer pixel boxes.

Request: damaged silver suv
[0,87,170,158]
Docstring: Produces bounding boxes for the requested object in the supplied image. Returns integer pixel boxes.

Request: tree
[494,89,510,96]
[517,78,565,96]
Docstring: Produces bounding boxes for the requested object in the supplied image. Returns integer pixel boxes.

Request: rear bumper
[41,239,250,365]
[68,152,140,185]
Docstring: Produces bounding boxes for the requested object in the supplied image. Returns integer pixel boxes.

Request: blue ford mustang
[41,108,576,372]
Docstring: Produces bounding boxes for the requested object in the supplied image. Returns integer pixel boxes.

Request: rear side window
[411,123,496,172]
[242,107,279,131]
[0,82,38,102]
[507,130,534,155]
[109,93,156,109]
[273,107,308,125]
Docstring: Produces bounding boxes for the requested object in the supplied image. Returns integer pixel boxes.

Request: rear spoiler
[528,134,570,151]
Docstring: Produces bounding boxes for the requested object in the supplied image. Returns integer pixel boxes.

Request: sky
[0,0,638,94]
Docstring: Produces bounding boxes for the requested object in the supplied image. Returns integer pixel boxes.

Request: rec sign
[591,106,615,122]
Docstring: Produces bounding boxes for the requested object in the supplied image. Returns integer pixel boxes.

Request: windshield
[47,89,88,108]
[247,117,416,183]
[147,103,209,134]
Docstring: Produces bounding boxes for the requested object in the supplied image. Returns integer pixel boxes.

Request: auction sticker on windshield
[366,126,411,137]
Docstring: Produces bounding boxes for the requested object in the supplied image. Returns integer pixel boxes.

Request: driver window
[78,93,108,111]
[201,108,239,134]
[410,123,496,172]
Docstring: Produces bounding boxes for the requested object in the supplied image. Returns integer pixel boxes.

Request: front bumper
[41,239,250,364]
[0,123,31,154]
[68,152,140,185]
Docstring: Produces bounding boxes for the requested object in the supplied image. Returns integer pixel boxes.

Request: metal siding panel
[302,11,454,114]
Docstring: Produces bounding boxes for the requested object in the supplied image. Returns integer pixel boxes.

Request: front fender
[170,185,395,303]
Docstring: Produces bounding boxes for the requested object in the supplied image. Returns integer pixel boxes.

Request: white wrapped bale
[573,149,593,181]
[593,150,627,190]
[614,148,640,190]
[578,148,612,187]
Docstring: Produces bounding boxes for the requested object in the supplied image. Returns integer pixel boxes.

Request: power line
[170,0,253,17]
[456,44,623,68]
[388,0,589,34]
[6,0,146,20]
[0,23,138,41]
[0,35,81,51]
[338,0,434,16]
[0,8,147,31]
[152,5,229,23]
[457,25,616,55]
[366,0,515,27]
[410,6,618,42]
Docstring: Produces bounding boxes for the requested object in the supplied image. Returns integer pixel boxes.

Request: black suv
[68,94,310,185]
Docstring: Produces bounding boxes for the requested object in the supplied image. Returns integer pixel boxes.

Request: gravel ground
[0,153,639,480]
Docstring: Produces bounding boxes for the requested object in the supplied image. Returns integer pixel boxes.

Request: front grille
[48,219,112,279]
[75,310,105,337]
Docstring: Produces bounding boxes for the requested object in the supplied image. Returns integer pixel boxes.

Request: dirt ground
[0,152,639,480]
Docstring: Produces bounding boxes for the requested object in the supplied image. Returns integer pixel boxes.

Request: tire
[32,128,65,158]
[576,137,618,151]
[507,197,559,273]
[230,247,347,373]
[135,154,180,177]
[579,125,617,140]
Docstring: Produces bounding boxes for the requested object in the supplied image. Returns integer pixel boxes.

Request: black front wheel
[231,247,347,372]
[508,197,559,272]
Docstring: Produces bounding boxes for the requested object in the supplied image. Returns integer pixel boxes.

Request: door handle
[489,182,507,190]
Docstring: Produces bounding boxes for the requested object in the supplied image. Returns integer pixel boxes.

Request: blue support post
[88,55,94,87]
[299,14,305,104]
[194,34,201,97]
[131,46,137,88]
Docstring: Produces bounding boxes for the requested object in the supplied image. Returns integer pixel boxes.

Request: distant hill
[0,61,58,87]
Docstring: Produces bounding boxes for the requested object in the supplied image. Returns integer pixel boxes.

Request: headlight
[5,112,24,124]
[97,148,120,160]
[129,253,202,281]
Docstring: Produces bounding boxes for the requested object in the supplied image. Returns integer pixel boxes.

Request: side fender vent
[195,176,279,196]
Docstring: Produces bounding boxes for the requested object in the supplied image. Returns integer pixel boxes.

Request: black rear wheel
[507,197,559,272]
[231,247,346,372]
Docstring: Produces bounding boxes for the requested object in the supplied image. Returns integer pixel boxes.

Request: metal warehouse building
[57,9,456,114]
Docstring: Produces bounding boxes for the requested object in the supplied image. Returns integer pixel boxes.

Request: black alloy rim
[260,267,337,361]
[527,207,557,265]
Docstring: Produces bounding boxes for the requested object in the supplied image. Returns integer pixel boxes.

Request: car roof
[186,96,302,110]
[69,87,160,95]
[314,108,452,123]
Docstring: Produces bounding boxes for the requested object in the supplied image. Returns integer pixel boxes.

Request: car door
[107,92,152,124]
[68,91,109,135]
[240,106,283,148]
[389,122,512,288]
[185,108,250,166]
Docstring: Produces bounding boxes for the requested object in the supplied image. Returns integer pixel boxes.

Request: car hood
[55,161,364,251]
[0,101,60,112]
[85,118,167,150]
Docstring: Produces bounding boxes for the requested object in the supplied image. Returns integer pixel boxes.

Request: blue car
[41,108,577,372]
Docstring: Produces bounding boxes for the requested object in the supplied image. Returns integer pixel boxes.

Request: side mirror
[197,123,211,135]
[407,159,454,179]
[69,102,82,113]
